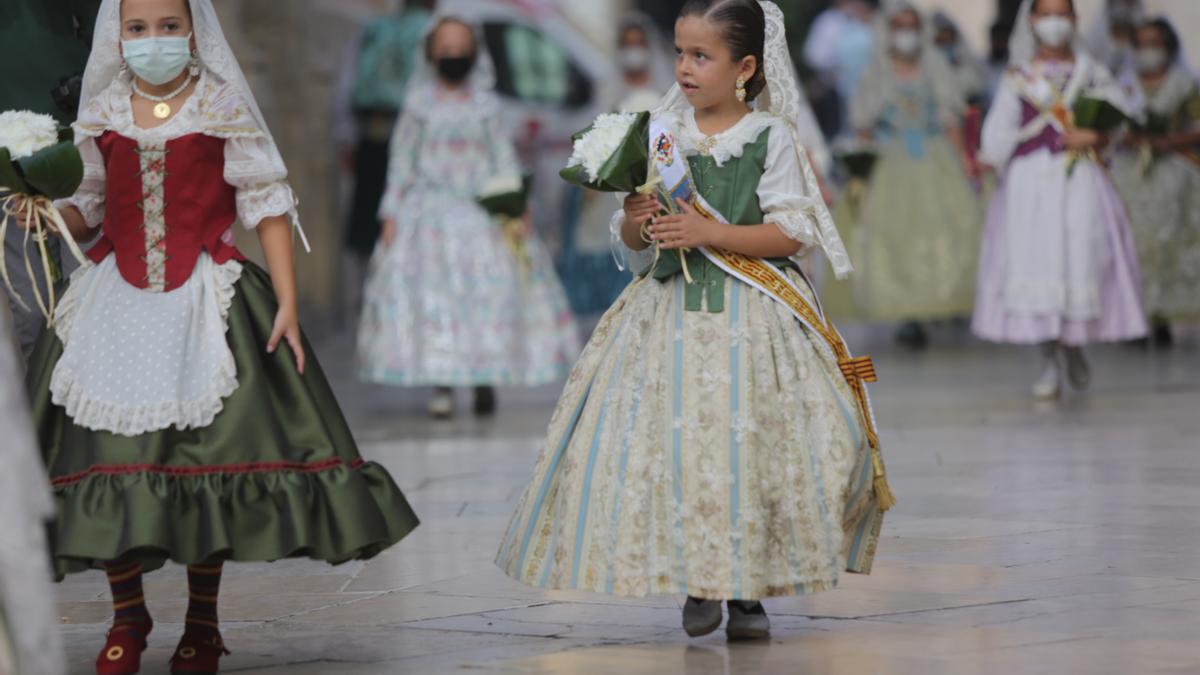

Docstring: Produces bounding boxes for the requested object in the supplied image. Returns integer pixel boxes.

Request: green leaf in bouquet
[1072,97,1127,133]
[0,147,33,195]
[560,111,651,194]
[478,174,532,219]
[1136,112,1171,136]
[838,151,878,180]
[16,140,83,199]
[58,126,74,144]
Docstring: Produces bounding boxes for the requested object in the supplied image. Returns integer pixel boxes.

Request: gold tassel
[871,446,896,512]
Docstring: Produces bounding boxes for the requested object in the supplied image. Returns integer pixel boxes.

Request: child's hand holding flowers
[649,199,723,250]
[1063,128,1105,151]
[623,193,658,228]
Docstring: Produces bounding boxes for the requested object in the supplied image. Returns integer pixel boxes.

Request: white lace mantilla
[50,254,242,436]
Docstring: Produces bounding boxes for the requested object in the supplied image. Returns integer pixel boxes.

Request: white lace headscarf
[1006,0,1140,120]
[849,0,964,132]
[618,11,677,94]
[81,0,309,250]
[1084,0,1145,70]
[82,0,287,177]
[1008,0,1087,66]
[1133,16,1197,117]
[651,0,850,278]
[402,11,498,103]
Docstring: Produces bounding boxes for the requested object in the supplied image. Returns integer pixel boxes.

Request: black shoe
[725,600,770,640]
[682,596,723,637]
[1152,320,1174,348]
[895,321,928,350]
[473,386,496,416]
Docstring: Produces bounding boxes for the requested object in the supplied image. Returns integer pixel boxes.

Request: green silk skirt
[27,262,418,579]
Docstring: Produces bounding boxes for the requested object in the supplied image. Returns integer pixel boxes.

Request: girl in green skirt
[13,0,418,672]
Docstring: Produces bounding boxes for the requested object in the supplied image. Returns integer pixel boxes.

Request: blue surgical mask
[122,33,193,85]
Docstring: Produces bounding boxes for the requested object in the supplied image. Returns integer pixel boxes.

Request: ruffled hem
[49,259,244,437]
[505,566,843,601]
[49,460,418,579]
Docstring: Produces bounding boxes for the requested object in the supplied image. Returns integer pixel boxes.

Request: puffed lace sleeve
[758,120,853,278]
[482,96,521,178]
[198,80,300,231]
[378,111,423,220]
[979,74,1024,168]
[55,135,106,229]
[223,134,299,230]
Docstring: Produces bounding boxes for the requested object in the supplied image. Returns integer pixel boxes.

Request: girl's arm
[1151,129,1200,152]
[651,123,827,259]
[978,75,1024,170]
[378,111,423,248]
[649,200,802,257]
[257,214,305,375]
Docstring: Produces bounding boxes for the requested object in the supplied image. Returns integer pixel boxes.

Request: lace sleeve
[484,101,521,179]
[54,136,106,229]
[609,200,654,274]
[759,121,853,278]
[223,135,297,229]
[979,77,1024,168]
[759,125,818,247]
[378,111,423,220]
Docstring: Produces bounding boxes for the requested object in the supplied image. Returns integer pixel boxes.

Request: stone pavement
[54,329,1200,674]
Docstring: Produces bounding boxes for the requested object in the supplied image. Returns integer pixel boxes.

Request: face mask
[1033,16,1075,49]
[618,47,651,73]
[1135,47,1168,75]
[123,33,192,85]
[890,30,922,57]
[436,55,475,83]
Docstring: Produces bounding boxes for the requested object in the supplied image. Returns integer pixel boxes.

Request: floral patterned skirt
[496,271,884,600]
[822,138,982,321]
[357,193,580,386]
[1111,152,1200,320]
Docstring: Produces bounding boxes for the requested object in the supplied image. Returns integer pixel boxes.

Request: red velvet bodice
[87,131,245,292]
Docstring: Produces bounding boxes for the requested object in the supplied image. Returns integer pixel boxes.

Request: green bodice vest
[647,127,792,312]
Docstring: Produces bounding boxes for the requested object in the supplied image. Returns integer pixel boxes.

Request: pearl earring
[735,77,747,102]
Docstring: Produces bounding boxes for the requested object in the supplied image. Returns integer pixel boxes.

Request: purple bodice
[1013,100,1066,158]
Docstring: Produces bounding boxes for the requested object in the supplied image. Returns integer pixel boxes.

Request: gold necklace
[131,75,194,120]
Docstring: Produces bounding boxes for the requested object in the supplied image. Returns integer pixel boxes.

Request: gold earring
[735,77,747,102]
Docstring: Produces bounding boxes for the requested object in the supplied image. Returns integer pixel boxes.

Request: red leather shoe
[95,616,153,675]
[169,628,230,674]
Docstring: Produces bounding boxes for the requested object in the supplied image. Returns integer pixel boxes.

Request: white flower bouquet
[0,110,89,325]
[560,111,651,193]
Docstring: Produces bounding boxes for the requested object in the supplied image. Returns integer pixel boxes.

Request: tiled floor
[54,328,1200,674]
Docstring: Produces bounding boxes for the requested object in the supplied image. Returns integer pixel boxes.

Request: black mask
[436,56,475,83]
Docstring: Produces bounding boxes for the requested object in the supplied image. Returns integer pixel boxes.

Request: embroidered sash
[646,117,895,511]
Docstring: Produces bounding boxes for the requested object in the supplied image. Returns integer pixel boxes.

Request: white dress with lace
[52,70,298,436]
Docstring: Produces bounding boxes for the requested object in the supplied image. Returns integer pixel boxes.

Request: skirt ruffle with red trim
[27,262,418,578]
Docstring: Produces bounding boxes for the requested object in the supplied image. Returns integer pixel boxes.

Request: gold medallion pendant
[153,102,172,120]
